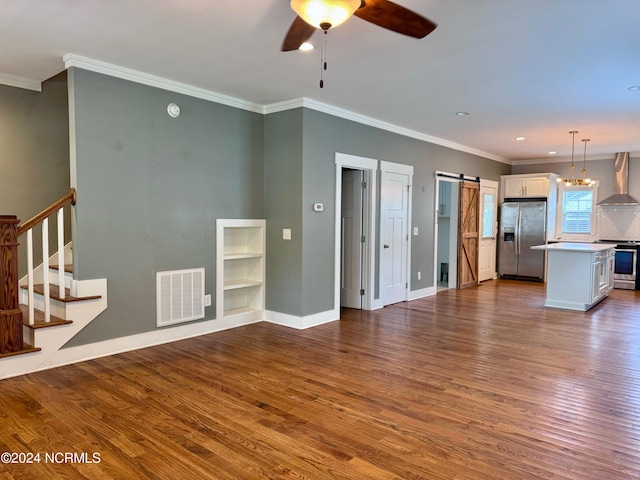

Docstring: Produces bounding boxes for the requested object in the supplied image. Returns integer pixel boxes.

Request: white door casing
[341,169,364,308]
[334,153,378,311]
[381,161,413,306]
[479,179,499,282]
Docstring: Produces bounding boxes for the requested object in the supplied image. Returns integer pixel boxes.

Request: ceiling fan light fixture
[290,0,361,30]
[298,42,315,51]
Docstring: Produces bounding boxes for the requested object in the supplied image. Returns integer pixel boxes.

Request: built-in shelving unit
[216,219,265,323]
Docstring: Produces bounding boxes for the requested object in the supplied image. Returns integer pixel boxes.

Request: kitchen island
[531,243,615,311]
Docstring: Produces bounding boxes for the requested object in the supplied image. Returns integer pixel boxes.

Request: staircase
[0,189,107,379]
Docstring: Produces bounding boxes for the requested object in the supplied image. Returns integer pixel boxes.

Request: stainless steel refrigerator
[498,201,546,280]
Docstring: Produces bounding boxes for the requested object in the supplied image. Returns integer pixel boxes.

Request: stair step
[20,284,101,303]
[50,264,73,273]
[0,343,41,359]
[19,305,73,329]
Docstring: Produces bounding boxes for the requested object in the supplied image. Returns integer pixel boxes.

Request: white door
[381,169,410,305]
[479,179,499,282]
[341,169,363,308]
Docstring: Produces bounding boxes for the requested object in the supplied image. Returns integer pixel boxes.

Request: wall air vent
[156,268,205,327]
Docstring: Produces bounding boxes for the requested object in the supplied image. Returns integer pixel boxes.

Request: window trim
[555,180,599,241]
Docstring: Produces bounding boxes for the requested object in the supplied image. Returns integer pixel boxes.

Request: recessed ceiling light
[627,85,640,91]
[515,136,526,141]
[454,111,470,116]
[548,151,557,155]
[299,42,315,51]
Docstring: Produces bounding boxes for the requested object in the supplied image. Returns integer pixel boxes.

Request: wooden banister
[17,188,76,237]
[1,188,76,354]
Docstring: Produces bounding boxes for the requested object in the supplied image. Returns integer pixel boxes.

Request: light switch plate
[283,228,291,240]
[204,294,212,307]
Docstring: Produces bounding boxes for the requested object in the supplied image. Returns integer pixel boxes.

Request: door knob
[384,244,390,249]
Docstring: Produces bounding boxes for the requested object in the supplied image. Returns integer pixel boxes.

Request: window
[557,182,599,237]
[482,192,495,238]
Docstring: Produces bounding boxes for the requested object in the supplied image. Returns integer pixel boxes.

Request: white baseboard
[265,309,339,330]
[0,313,259,381]
[408,286,437,300]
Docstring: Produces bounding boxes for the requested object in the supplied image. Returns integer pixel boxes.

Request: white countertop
[531,242,615,252]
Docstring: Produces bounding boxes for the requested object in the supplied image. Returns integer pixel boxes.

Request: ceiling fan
[281,0,437,51]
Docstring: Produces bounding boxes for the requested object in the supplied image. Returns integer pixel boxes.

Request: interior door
[479,180,498,281]
[457,181,480,289]
[341,169,363,308]
[381,170,409,305]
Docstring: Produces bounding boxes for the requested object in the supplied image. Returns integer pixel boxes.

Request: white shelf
[216,219,265,322]
[223,279,263,290]
[224,252,262,260]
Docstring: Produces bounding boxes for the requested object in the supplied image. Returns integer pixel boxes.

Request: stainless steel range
[597,240,639,290]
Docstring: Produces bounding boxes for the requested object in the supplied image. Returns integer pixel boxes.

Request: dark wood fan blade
[354,0,437,38]
[281,16,316,51]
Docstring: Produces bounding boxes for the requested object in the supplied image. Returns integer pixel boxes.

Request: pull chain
[320,31,327,88]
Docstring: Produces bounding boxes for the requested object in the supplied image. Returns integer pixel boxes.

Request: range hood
[597,152,639,205]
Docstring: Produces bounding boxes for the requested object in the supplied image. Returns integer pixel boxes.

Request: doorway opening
[434,172,482,291]
[435,177,459,291]
[334,153,378,312]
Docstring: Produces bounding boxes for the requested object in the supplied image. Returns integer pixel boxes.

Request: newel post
[0,215,23,354]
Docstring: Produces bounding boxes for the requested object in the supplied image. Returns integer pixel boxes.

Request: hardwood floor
[1,280,640,479]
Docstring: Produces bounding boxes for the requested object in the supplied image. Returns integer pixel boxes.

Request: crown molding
[512,152,640,166]
[263,97,510,164]
[62,54,509,164]
[63,54,264,114]
[0,73,41,92]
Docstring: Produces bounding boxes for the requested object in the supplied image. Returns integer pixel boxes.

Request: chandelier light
[556,131,596,186]
[290,0,361,30]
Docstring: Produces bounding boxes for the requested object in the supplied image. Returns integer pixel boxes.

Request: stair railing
[16,188,76,326]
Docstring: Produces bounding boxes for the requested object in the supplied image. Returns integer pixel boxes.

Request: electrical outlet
[204,294,212,307]
[283,228,291,240]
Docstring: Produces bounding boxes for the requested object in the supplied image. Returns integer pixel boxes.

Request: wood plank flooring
[1,280,640,479]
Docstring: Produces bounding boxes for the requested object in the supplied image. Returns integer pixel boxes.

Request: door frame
[380,160,413,306]
[479,179,499,281]
[433,171,484,290]
[433,173,460,290]
[334,153,378,311]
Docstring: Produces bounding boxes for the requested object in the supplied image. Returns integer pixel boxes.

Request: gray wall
[0,73,70,275]
[66,68,264,346]
[2,66,512,345]
[265,108,511,317]
[264,109,304,316]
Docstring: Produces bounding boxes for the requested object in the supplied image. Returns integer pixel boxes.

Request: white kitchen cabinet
[530,243,614,311]
[501,174,559,200]
[501,173,560,240]
[216,219,265,323]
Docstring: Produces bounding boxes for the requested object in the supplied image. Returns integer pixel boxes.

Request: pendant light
[290,0,361,31]
[556,131,596,186]
[581,138,593,185]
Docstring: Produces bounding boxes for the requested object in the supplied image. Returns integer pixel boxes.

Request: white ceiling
[1,0,640,163]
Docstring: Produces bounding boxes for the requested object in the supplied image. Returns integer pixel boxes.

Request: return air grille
[156,268,205,327]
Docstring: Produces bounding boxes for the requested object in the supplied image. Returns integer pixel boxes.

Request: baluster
[27,229,34,326]
[42,218,50,323]
[57,208,65,300]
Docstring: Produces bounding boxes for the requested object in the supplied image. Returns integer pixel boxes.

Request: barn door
[457,181,480,289]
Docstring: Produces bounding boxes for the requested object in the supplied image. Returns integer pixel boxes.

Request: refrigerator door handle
[516,209,522,255]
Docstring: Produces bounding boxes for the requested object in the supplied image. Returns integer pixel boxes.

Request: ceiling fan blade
[354,0,437,38]
[281,16,316,51]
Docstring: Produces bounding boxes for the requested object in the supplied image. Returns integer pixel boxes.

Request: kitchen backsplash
[597,206,640,240]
